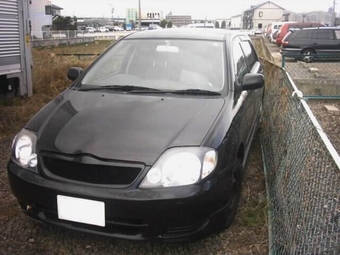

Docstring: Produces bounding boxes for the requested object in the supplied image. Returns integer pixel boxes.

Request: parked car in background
[113,26,124,31]
[254,29,263,36]
[148,24,162,30]
[105,26,114,31]
[276,22,325,45]
[86,27,95,33]
[265,23,272,37]
[270,29,279,43]
[280,27,340,62]
[98,27,109,32]
[268,22,284,42]
[135,26,148,31]
[8,29,264,242]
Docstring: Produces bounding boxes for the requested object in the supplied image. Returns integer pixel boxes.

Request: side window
[232,38,247,85]
[45,5,52,15]
[240,41,257,70]
[317,29,334,40]
[335,30,340,39]
[296,30,313,39]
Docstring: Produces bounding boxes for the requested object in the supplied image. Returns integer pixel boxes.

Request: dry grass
[0,41,112,139]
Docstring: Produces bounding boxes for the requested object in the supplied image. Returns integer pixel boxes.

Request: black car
[280,27,340,62]
[8,29,264,242]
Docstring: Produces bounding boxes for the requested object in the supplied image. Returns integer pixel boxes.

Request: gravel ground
[307,100,340,154]
[0,134,267,255]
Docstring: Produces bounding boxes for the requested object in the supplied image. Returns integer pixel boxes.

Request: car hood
[28,90,225,165]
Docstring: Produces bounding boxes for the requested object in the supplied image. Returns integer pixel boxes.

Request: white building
[139,9,163,26]
[230,14,243,29]
[243,1,285,30]
[303,11,332,25]
[29,0,63,39]
[215,18,231,29]
[126,8,137,24]
[283,10,332,26]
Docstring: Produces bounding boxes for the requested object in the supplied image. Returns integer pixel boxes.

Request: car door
[231,36,256,163]
[311,29,338,54]
[239,37,263,145]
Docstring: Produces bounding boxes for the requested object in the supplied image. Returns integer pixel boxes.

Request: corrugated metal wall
[0,0,20,62]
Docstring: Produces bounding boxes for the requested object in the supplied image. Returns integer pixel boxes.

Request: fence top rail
[284,70,340,170]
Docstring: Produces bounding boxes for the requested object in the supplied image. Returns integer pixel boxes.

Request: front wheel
[301,49,316,63]
[220,160,244,230]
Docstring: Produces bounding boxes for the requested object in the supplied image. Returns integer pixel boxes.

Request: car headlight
[140,147,217,189]
[12,129,38,170]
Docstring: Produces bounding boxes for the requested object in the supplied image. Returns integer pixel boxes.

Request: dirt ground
[307,100,340,155]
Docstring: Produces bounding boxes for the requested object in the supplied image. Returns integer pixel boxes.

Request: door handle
[313,43,317,45]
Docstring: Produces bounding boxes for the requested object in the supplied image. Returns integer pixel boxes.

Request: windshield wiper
[130,89,221,95]
[78,86,220,96]
[170,89,221,96]
[78,85,161,92]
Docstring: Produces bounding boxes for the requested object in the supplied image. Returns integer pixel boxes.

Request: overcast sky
[52,0,335,19]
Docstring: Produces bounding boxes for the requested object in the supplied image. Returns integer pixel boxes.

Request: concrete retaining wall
[295,79,340,96]
[32,37,95,48]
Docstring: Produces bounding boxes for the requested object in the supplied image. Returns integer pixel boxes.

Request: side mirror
[67,67,83,81]
[242,73,264,91]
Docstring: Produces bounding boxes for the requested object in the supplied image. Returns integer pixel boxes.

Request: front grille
[42,156,142,186]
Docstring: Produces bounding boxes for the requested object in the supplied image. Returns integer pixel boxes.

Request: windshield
[80,39,225,92]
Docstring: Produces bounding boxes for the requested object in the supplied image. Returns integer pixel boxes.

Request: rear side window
[334,30,340,39]
[312,30,335,40]
[283,32,293,40]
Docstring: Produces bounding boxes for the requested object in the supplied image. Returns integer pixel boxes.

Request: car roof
[125,28,249,41]
[302,26,339,30]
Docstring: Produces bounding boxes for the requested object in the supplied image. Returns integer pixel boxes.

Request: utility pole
[109,4,114,27]
[112,8,114,26]
[138,0,142,30]
[332,0,337,26]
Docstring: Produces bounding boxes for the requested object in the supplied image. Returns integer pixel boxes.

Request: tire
[257,101,263,132]
[301,49,316,63]
[220,160,244,229]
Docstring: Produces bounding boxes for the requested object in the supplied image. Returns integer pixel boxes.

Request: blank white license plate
[57,195,105,227]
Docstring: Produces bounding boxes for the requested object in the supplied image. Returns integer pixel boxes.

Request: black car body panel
[27,90,225,166]
[8,29,264,242]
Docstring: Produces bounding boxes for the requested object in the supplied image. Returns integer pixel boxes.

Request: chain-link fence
[260,59,340,254]
[31,30,126,41]
[281,54,340,99]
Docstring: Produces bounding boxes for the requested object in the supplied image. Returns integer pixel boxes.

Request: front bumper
[7,160,233,242]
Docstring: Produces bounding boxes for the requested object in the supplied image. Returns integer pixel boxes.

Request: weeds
[0,41,112,139]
